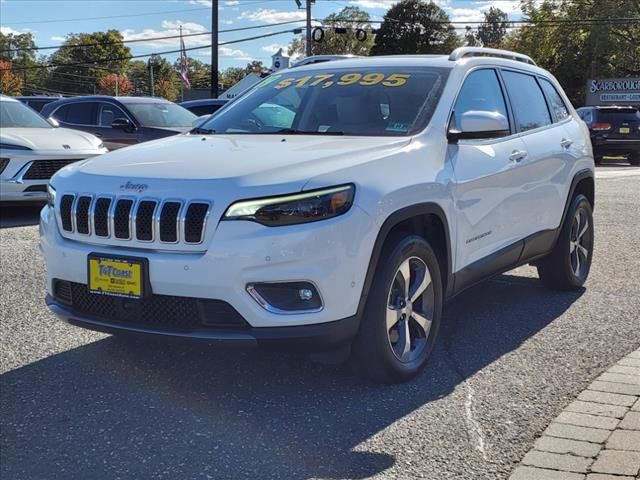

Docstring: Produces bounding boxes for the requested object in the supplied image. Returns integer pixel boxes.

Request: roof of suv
[43,95,174,105]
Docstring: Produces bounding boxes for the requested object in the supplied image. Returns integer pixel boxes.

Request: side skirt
[449,228,558,299]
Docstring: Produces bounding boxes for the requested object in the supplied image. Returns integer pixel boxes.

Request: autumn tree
[371,0,460,56]
[0,32,40,91]
[0,60,23,95]
[288,6,375,57]
[98,73,133,96]
[154,79,179,101]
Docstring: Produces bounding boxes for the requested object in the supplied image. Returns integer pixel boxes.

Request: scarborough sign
[586,77,640,105]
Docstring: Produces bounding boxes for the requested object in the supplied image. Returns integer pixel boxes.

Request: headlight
[223,184,355,227]
[46,184,56,208]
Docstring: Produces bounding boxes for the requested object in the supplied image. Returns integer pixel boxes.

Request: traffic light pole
[306,0,312,57]
[211,0,219,98]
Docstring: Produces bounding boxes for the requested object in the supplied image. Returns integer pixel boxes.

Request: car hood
[68,133,411,189]
[0,127,102,152]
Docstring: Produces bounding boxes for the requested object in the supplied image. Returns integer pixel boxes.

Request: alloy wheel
[386,256,435,364]
[569,208,591,279]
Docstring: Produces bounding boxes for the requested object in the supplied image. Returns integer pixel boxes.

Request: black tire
[594,154,603,165]
[351,234,443,384]
[537,194,594,290]
[629,153,640,166]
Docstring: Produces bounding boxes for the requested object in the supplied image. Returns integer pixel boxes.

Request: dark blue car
[41,96,197,150]
[179,98,229,117]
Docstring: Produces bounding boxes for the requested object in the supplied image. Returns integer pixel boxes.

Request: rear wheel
[594,154,603,165]
[351,234,442,383]
[537,194,594,290]
[629,153,640,166]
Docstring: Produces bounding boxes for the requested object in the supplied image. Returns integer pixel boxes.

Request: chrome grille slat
[57,194,211,246]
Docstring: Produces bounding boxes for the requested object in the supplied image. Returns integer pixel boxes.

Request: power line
[3,6,211,26]
[0,20,308,55]
[1,29,300,72]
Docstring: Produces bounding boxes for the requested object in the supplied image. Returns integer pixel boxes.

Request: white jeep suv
[41,48,595,383]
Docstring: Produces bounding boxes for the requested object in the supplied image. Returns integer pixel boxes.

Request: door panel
[449,68,527,272]
[92,103,140,150]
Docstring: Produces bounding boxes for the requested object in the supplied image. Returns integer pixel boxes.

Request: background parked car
[0,95,106,204]
[180,98,229,117]
[15,95,63,113]
[576,105,640,165]
[41,96,197,150]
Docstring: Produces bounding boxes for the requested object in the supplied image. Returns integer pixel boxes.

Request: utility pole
[295,0,314,57]
[149,54,158,97]
[115,74,119,96]
[211,0,219,98]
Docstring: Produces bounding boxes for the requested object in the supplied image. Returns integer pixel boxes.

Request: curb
[509,348,640,480]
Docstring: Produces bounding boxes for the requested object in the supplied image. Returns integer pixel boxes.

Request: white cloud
[224,0,239,5]
[121,20,209,48]
[221,19,233,25]
[239,8,305,23]
[51,35,67,42]
[197,47,254,61]
[189,0,223,9]
[349,0,398,8]
[261,43,288,55]
[449,7,485,24]
[0,26,29,36]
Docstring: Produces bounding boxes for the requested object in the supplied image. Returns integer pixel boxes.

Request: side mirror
[47,117,60,128]
[448,110,510,142]
[192,114,211,127]
[112,117,136,132]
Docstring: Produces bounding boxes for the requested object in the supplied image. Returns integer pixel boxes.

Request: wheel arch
[356,203,453,321]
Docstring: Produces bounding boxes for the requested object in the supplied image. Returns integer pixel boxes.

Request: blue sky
[1,0,526,70]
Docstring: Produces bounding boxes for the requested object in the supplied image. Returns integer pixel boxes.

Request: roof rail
[448,47,537,66]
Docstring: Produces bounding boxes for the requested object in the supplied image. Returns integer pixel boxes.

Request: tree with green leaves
[477,7,509,48]
[46,30,131,95]
[173,57,211,90]
[505,0,640,105]
[371,0,460,56]
[288,6,375,57]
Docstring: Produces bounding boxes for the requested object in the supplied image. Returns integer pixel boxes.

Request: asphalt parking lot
[1,165,639,480]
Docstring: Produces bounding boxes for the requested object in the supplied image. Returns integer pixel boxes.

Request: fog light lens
[247,282,322,313]
[298,288,313,301]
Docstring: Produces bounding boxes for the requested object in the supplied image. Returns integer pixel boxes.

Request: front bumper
[41,200,376,336]
[46,295,359,350]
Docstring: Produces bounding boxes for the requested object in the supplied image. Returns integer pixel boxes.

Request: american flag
[179,26,191,89]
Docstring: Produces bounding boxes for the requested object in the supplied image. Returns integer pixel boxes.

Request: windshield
[126,103,196,128]
[197,66,449,136]
[0,100,52,128]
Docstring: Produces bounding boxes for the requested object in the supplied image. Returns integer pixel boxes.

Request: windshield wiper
[191,127,216,134]
[272,128,345,135]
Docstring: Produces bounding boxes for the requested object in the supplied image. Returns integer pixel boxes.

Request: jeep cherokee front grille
[58,194,210,245]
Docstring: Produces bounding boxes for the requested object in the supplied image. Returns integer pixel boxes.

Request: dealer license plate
[88,255,144,299]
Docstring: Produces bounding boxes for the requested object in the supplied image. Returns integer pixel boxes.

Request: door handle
[509,150,528,162]
[560,138,574,149]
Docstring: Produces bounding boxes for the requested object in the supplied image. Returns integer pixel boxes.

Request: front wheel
[537,194,594,290]
[351,234,443,383]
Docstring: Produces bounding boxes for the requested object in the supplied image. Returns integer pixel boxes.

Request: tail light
[591,122,611,131]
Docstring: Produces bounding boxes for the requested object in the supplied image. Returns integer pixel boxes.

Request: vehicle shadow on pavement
[0,273,584,480]
[0,205,42,228]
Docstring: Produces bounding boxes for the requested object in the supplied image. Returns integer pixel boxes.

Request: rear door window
[538,78,569,122]
[501,70,552,132]
[64,102,97,125]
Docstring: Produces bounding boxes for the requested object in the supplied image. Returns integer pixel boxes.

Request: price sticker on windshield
[273,72,411,90]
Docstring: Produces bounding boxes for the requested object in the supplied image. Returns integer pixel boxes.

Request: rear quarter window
[539,78,569,122]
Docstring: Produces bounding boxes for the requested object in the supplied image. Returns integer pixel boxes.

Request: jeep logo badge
[120,181,148,193]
